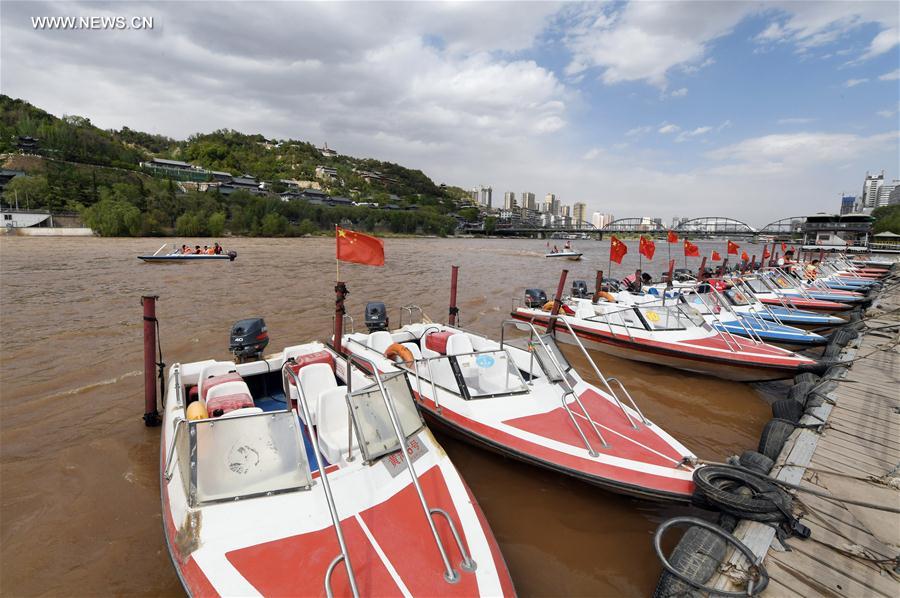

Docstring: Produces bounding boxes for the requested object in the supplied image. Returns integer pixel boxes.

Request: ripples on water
[0,236,780,596]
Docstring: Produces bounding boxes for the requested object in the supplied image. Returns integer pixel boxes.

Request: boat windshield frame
[346,370,425,463]
[399,349,530,400]
[635,304,705,331]
[582,306,649,331]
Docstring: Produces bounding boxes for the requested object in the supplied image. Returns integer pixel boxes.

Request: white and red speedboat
[341,320,698,502]
[511,297,820,382]
[160,339,514,597]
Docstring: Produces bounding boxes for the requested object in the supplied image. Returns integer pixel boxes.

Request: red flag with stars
[727,240,740,255]
[711,250,722,261]
[610,235,628,264]
[683,239,700,257]
[667,230,678,243]
[639,235,656,260]
[336,227,385,266]
[741,250,749,261]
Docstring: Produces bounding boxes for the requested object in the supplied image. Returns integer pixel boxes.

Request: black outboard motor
[364,301,389,332]
[571,280,589,298]
[524,288,548,308]
[600,279,622,293]
[229,317,269,362]
[673,268,693,282]
[227,250,238,261]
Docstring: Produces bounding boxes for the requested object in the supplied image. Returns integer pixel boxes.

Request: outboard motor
[229,317,269,363]
[227,250,237,261]
[571,280,589,298]
[364,301,389,332]
[600,279,622,293]
[524,288,548,308]
[673,268,693,282]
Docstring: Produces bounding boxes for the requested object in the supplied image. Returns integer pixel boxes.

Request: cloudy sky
[2,1,898,226]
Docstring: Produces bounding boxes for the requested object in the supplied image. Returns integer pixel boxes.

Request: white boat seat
[197,361,239,400]
[446,334,474,356]
[420,332,442,359]
[293,363,338,425]
[205,380,254,416]
[316,386,357,464]
[575,302,596,319]
[367,331,394,354]
[220,407,264,418]
[401,342,422,360]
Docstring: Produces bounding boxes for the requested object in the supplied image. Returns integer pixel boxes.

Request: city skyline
[2,1,897,222]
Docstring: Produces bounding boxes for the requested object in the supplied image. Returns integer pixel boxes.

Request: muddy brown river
[0,236,781,596]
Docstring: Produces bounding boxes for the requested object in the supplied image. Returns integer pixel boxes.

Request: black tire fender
[739,450,775,474]
[758,418,796,461]
[772,399,803,423]
[653,526,726,597]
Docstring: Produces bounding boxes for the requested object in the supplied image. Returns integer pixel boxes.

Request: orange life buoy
[384,343,414,363]
[596,291,617,303]
[542,300,556,311]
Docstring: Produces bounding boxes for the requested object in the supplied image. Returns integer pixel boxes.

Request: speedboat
[160,339,513,596]
[545,250,583,261]
[713,278,845,329]
[741,275,853,312]
[341,319,697,502]
[511,295,820,382]
[764,269,867,304]
[140,243,236,263]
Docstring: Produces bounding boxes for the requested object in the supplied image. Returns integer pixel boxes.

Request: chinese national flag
[741,250,749,261]
[727,240,740,255]
[781,242,788,253]
[762,246,771,259]
[667,230,678,243]
[639,235,656,260]
[683,239,700,257]
[610,235,628,264]
[336,227,385,266]
[711,250,722,261]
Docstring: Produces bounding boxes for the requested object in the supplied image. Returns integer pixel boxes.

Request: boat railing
[500,319,608,452]
[399,304,424,328]
[282,362,360,598]
[732,279,787,326]
[163,416,186,482]
[681,288,749,352]
[173,365,185,408]
[586,304,640,343]
[346,353,469,584]
[541,315,648,428]
[755,273,802,311]
[332,313,355,334]
[703,285,767,344]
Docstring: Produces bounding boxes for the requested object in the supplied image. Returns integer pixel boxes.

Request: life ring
[542,300,556,311]
[596,291,617,303]
[541,300,575,315]
[384,343,414,363]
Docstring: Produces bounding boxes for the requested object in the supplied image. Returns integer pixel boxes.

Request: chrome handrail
[324,555,347,598]
[163,417,185,481]
[399,304,424,328]
[173,365,185,408]
[282,362,360,598]
[347,353,460,584]
[430,508,477,573]
[500,319,607,452]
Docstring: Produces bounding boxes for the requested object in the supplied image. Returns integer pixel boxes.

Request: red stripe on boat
[182,557,220,598]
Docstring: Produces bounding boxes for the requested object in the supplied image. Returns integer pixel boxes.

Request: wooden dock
[710,285,900,596]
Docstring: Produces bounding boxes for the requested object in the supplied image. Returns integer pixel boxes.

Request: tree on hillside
[1,174,49,208]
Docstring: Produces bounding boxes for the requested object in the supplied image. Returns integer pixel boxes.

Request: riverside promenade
[712,269,900,596]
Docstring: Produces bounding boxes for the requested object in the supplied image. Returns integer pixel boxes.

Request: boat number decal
[382,436,427,477]
[476,355,495,368]
[228,444,260,474]
[644,310,660,323]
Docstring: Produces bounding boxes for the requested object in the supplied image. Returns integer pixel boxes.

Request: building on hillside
[480,186,493,208]
[840,195,857,214]
[0,169,25,193]
[315,165,338,182]
[319,143,338,158]
[140,158,212,182]
[230,174,260,190]
[572,202,586,227]
[17,136,39,152]
[503,191,516,210]
[521,192,536,210]
[861,172,884,209]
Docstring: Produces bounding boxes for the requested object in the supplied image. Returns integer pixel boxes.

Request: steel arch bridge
[673,216,756,235]
[601,217,666,233]
[759,216,806,235]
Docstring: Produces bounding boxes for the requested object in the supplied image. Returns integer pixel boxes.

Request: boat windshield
[637,305,705,330]
[347,371,423,462]
[725,288,752,306]
[503,333,572,382]
[187,410,313,506]
[407,350,529,399]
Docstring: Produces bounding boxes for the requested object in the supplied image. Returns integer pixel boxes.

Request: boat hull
[140,254,234,263]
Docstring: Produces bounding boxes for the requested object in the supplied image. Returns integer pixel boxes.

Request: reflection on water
[0,236,777,596]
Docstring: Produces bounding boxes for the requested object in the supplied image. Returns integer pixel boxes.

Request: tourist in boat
[182,245,193,254]
[804,259,820,281]
[202,245,210,254]
[564,240,571,250]
[213,242,222,255]
[552,245,559,253]
[194,245,202,254]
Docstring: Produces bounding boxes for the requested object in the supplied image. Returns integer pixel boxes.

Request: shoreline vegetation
[0,95,466,238]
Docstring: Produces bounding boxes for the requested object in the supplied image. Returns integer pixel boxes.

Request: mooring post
[698,257,707,280]
[666,259,675,286]
[592,270,604,302]
[334,281,347,354]
[634,269,642,292]
[448,265,459,326]
[141,295,161,427]
[548,269,569,332]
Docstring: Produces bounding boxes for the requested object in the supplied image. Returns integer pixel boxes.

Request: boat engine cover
[524,288,548,308]
[365,302,389,332]
[572,280,589,298]
[230,318,269,360]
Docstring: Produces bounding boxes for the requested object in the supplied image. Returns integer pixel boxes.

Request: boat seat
[401,342,422,360]
[316,386,357,464]
[221,407,264,418]
[575,301,596,320]
[446,334,474,356]
[292,363,338,425]
[424,331,455,355]
[206,384,255,417]
[367,331,394,354]
[197,361,239,401]
[285,350,335,384]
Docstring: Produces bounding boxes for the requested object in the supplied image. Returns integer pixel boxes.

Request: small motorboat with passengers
[160,332,513,596]
[341,313,697,502]
[511,293,820,382]
[140,243,237,263]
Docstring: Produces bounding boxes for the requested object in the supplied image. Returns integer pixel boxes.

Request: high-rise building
[560,204,570,217]
[521,192,536,210]
[503,191,516,210]
[480,186,492,208]
[544,193,559,216]
[572,202,586,227]
[890,185,900,206]
[878,180,898,208]
[469,187,479,204]
[861,172,884,209]
[671,216,680,229]
[840,195,857,215]
[591,212,613,229]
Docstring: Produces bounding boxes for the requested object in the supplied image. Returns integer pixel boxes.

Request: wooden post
[666,259,675,286]
[141,295,161,427]
[698,256,707,280]
[548,269,569,332]
[592,270,604,302]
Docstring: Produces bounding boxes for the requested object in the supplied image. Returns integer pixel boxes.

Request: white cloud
[671,87,689,97]
[717,120,733,132]
[675,126,713,142]
[876,110,895,118]
[777,117,816,125]
[625,125,653,137]
[658,123,681,134]
[844,78,869,87]
[880,69,900,81]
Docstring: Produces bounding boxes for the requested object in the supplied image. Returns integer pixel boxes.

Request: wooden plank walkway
[709,283,900,597]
